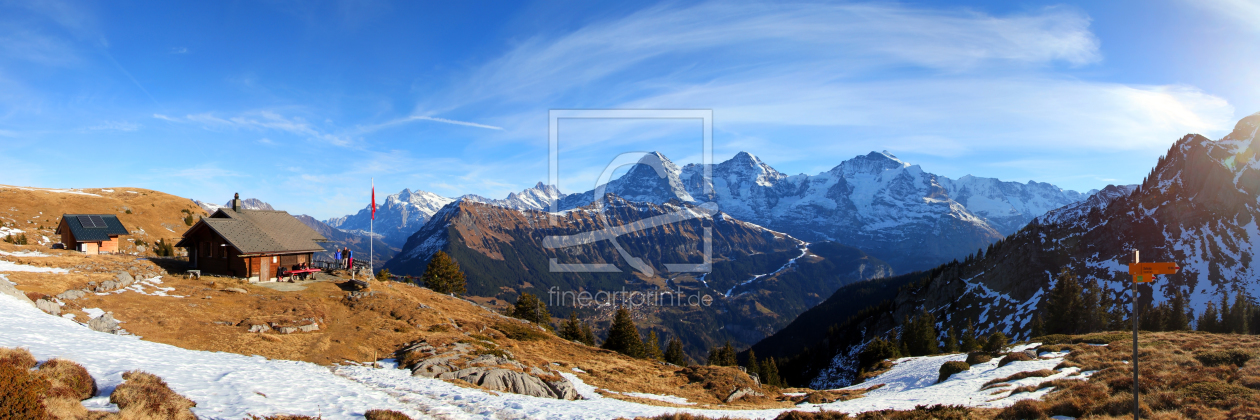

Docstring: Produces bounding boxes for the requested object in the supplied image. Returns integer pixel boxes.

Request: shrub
[983,369,1055,388]
[154,239,176,257]
[1032,334,1072,345]
[997,399,1045,420]
[36,359,97,401]
[1194,349,1253,367]
[494,322,548,341]
[998,351,1036,367]
[0,362,51,420]
[110,370,197,420]
[964,352,992,365]
[858,338,901,371]
[376,268,392,282]
[938,361,970,383]
[1180,381,1256,402]
[1075,332,1127,345]
[0,347,37,369]
[775,410,851,420]
[983,332,1009,353]
[365,409,414,420]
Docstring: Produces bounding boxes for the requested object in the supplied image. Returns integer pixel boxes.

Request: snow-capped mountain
[462,182,565,211]
[626,150,1089,272]
[193,197,274,214]
[326,189,455,248]
[755,112,1260,389]
[556,152,694,209]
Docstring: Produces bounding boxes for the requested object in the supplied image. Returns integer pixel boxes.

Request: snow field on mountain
[0,259,70,273]
[826,344,1091,412]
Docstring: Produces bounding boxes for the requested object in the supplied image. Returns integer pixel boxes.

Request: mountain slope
[0,185,207,253]
[294,215,397,268]
[759,112,1260,388]
[327,189,455,248]
[383,197,891,360]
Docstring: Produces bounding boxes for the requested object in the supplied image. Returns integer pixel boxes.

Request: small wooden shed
[175,194,327,281]
[56,214,129,254]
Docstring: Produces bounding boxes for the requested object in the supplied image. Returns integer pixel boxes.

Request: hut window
[272,256,278,263]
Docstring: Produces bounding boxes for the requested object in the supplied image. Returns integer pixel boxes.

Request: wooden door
[260,257,270,282]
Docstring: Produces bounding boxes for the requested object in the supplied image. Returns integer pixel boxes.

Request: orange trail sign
[1127,262,1179,282]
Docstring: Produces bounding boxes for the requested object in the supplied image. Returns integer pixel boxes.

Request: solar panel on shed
[88,215,105,228]
[77,216,97,228]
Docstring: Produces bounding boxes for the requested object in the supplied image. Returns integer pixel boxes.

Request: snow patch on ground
[0,250,51,257]
[820,343,1090,412]
[0,259,69,273]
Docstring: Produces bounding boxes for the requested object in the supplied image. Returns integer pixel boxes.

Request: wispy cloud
[1187,0,1260,32]
[153,111,353,146]
[169,46,188,54]
[356,114,504,133]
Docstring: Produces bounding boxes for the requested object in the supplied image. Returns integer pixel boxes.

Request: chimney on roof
[232,193,241,212]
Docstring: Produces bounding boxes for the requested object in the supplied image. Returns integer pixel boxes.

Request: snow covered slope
[327,189,456,248]
[0,290,1081,419]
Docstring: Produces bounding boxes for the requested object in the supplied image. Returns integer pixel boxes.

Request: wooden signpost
[1125,250,1179,420]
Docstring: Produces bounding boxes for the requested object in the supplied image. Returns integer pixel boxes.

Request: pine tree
[746,350,761,382]
[421,251,467,296]
[580,322,597,346]
[511,292,552,326]
[708,341,737,366]
[763,357,782,387]
[1220,294,1232,333]
[943,326,959,353]
[1167,289,1190,331]
[602,308,644,357]
[1107,292,1129,331]
[644,330,664,360]
[1081,277,1105,333]
[559,312,583,342]
[1030,314,1045,338]
[960,319,979,352]
[1230,292,1250,334]
[1046,268,1083,334]
[664,337,688,366]
[1198,301,1220,333]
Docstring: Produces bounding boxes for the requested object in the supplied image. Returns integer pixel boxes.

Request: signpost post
[1125,250,1179,420]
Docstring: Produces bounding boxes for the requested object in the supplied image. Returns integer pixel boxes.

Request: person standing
[347,248,354,272]
[334,248,342,269]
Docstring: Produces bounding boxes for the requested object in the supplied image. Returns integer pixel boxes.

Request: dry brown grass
[1014,331,1260,419]
[364,408,413,419]
[35,358,97,401]
[110,370,197,420]
[0,360,51,420]
[982,369,1054,389]
[0,346,37,369]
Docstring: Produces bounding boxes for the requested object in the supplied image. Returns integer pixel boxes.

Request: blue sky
[1,0,1258,219]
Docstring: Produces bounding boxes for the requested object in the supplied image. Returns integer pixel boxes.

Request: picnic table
[286,268,321,281]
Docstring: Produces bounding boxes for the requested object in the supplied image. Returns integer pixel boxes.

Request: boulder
[248,324,271,333]
[278,326,298,334]
[0,277,34,307]
[35,299,60,316]
[56,289,88,300]
[298,323,319,332]
[725,387,765,403]
[547,379,580,400]
[95,280,119,293]
[223,288,247,294]
[440,368,566,399]
[88,313,121,334]
[115,271,135,287]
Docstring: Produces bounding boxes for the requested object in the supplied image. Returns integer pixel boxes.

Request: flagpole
[371,178,374,281]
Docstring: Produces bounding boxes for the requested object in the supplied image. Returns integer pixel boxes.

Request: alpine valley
[750,112,1260,389]
[318,150,1095,359]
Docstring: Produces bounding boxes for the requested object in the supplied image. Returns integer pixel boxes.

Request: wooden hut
[56,214,129,254]
[175,194,327,281]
